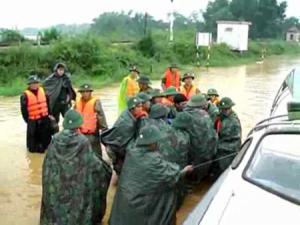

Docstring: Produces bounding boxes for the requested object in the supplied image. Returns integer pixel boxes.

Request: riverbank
[0,39,300,97]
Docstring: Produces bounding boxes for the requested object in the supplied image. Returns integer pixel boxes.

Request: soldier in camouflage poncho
[184,94,218,184]
[40,110,112,225]
[148,104,181,164]
[101,97,148,175]
[213,97,242,178]
[148,105,192,208]
[109,125,193,225]
[207,101,219,122]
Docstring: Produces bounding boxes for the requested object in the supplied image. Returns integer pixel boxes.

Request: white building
[217,21,251,51]
[196,32,212,47]
[286,26,300,42]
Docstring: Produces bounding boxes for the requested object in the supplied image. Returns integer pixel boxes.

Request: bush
[1,33,300,96]
[136,34,156,57]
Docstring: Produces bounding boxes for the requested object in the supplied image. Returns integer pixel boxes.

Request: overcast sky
[0,0,298,29]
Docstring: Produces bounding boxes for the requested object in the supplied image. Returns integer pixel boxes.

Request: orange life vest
[164,69,180,90]
[180,85,197,100]
[75,97,97,134]
[24,87,48,120]
[125,75,139,97]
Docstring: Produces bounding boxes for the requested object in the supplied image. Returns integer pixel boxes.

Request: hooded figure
[101,97,144,175]
[43,63,76,123]
[40,110,112,225]
[148,105,191,208]
[212,97,241,178]
[109,125,193,225]
[184,94,218,184]
[148,104,185,165]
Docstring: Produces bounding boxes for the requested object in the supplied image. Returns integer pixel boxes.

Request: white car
[184,69,300,225]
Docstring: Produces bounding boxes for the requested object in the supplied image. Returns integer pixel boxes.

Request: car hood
[201,179,300,225]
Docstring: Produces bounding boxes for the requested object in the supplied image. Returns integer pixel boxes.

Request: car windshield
[245,134,300,204]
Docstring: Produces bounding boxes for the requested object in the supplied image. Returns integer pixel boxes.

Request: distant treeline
[1,0,299,45]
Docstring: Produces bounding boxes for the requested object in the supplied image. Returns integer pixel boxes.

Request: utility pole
[169,0,175,42]
[144,12,148,36]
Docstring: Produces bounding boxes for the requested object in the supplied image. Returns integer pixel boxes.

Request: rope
[193,152,238,169]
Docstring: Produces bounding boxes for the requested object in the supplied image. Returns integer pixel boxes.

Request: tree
[0,29,25,45]
[202,0,234,37]
[89,12,168,41]
[202,0,288,39]
[230,0,257,22]
[40,27,61,44]
[281,16,300,38]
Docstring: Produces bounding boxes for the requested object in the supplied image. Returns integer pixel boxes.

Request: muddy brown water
[1,56,300,225]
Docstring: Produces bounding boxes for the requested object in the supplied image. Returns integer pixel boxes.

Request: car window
[231,138,252,169]
[244,134,300,204]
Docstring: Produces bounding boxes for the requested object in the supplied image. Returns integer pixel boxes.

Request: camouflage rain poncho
[40,129,112,225]
[214,111,242,174]
[207,101,219,123]
[146,118,189,168]
[101,109,137,174]
[109,145,182,225]
[184,107,218,183]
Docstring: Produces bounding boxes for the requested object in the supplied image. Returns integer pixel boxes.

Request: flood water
[1,56,300,225]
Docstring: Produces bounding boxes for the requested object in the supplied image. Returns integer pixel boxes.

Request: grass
[0,78,26,96]
[1,39,300,97]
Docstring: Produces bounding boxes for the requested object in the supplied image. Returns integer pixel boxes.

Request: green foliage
[90,12,146,41]
[203,0,288,39]
[50,35,103,72]
[0,29,25,45]
[0,77,26,96]
[40,27,61,44]
[282,17,300,34]
[0,32,300,97]
[203,0,234,37]
[136,35,156,57]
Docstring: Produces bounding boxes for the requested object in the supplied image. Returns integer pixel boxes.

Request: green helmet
[78,83,93,92]
[207,88,219,97]
[170,63,179,69]
[150,89,165,98]
[127,97,141,109]
[27,75,40,84]
[63,109,83,130]
[182,72,195,81]
[164,86,179,96]
[187,94,207,108]
[218,97,235,109]
[202,93,209,100]
[149,104,170,119]
[137,92,151,103]
[172,112,192,129]
[136,125,164,146]
[137,75,151,85]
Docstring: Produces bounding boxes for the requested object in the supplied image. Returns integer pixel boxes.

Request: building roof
[287,26,300,33]
[217,20,252,26]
